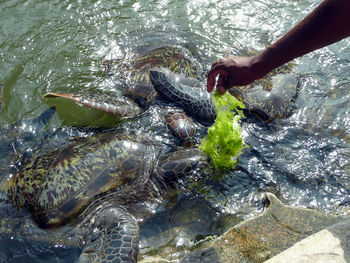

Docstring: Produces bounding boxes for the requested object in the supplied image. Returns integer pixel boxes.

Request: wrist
[251,49,273,79]
[250,47,279,79]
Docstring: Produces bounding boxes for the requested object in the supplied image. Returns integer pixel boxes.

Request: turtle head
[150,68,217,126]
[0,106,56,170]
[149,67,200,91]
[149,68,173,94]
[155,148,208,186]
[0,106,56,141]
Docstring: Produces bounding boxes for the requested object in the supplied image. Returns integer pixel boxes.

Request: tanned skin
[207,0,350,93]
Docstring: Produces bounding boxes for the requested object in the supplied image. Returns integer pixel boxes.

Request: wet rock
[180,193,339,263]
[138,196,239,262]
[265,217,350,263]
[180,247,223,263]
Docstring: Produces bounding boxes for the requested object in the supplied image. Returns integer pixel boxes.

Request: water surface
[1,0,350,261]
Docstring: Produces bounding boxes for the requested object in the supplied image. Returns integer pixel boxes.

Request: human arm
[207,0,350,93]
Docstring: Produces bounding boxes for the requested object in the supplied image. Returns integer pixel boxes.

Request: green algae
[199,92,246,171]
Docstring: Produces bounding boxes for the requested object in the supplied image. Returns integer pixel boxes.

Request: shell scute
[1,132,154,227]
[231,73,298,121]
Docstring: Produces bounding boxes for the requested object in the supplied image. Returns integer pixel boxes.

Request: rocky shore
[140,193,350,263]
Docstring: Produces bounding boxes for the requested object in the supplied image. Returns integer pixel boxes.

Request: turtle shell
[106,46,198,84]
[130,46,198,84]
[43,47,201,120]
[243,88,286,121]
[1,132,156,227]
[110,46,199,106]
[230,74,298,121]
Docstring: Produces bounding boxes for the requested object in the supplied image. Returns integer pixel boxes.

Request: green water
[0,0,328,126]
[1,0,350,262]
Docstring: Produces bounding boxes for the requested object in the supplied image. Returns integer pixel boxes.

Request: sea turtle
[43,47,217,145]
[0,46,299,262]
[229,74,298,121]
[43,47,298,127]
[0,57,217,262]
[44,46,198,112]
[0,127,208,263]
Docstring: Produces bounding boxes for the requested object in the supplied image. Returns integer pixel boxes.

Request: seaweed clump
[199,92,246,171]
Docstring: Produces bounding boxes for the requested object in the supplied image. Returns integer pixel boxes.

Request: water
[1,0,350,261]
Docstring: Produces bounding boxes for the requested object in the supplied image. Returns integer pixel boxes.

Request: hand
[207,55,262,93]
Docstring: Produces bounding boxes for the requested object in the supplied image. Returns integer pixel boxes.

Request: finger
[208,63,229,75]
[207,69,221,92]
[216,76,227,94]
[218,86,226,94]
[207,74,217,92]
[216,84,226,94]
[217,75,225,89]
[210,57,222,68]
[223,78,233,90]
[207,67,228,92]
[211,61,219,68]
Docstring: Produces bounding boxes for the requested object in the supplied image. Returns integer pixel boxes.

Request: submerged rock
[145,193,339,263]
[203,193,339,262]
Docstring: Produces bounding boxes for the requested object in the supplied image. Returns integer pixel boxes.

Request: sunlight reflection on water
[0,0,350,261]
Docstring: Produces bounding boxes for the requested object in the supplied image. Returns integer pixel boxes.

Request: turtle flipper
[0,106,55,138]
[0,106,56,170]
[165,109,196,146]
[77,204,139,263]
[43,91,141,119]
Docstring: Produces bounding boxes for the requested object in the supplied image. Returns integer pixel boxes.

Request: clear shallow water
[1,0,350,261]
